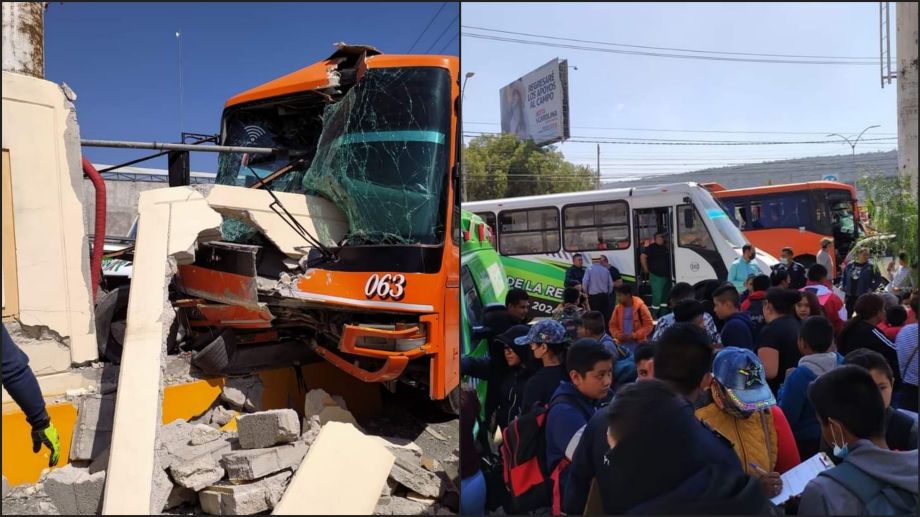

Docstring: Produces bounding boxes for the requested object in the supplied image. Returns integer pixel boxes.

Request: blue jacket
[728,258,758,291]
[841,261,882,300]
[565,265,586,288]
[720,311,755,351]
[545,381,602,505]
[1,325,49,429]
[778,352,840,444]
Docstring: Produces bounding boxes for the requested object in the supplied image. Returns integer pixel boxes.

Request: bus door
[633,207,673,306]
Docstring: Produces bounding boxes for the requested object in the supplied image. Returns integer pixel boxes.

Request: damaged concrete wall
[1,2,45,78]
[102,187,222,514]
[1,71,97,370]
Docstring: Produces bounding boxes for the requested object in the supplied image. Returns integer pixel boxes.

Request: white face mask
[829,420,849,459]
[780,258,789,265]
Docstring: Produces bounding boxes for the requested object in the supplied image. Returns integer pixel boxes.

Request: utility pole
[2,2,45,78]
[896,2,918,197]
[596,144,601,189]
[176,30,183,140]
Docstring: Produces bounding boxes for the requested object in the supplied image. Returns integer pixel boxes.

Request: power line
[407,2,448,53]
[461,33,878,65]
[436,31,459,54]
[463,121,897,137]
[463,131,897,145]
[462,25,880,61]
[425,13,460,54]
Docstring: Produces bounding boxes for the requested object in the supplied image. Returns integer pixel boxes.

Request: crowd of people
[459,245,919,516]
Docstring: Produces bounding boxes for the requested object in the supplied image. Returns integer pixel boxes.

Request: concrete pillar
[896,2,918,197]
[1,2,45,78]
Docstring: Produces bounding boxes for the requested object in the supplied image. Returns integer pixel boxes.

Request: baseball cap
[712,347,776,411]
[514,319,567,346]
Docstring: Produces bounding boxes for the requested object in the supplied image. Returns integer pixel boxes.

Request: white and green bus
[465,182,777,318]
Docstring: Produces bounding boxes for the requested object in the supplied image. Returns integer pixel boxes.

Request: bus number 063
[364,274,407,301]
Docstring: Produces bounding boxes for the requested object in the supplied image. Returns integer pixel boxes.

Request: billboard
[499,58,571,146]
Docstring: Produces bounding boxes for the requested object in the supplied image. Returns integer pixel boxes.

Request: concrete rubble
[199,470,292,515]
[221,441,307,482]
[221,375,264,413]
[43,464,106,515]
[189,424,223,445]
[170,454,226,492]
[69,395,115,462]
[237,409,300,449]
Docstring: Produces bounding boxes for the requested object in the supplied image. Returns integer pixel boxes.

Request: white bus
[465,182,777,318]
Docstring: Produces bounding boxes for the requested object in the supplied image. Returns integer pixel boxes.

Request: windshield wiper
[244,164,339,266]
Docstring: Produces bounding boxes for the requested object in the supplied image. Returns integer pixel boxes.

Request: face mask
[830,420,849,459]
[780,258,788,265]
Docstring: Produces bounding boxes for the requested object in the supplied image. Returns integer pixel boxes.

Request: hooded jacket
[799,439,919,515]
[720,311,756,351]
[842,261,882,300]
[803,282,847,335]
[598,393,758,514]
[778,352,839,445]
[626,464,772,515]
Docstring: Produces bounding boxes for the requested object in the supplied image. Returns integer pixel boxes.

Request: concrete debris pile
[32,385,456,516]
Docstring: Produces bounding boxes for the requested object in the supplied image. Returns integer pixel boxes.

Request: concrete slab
[220,441,307,482]
[190,423,222,445]
[206,185,347,258]
[388,453,445,499]
[221,374,263,412]
[271,421,395,515]
[69,395,115,461]
[237,409,299,449]
[101,187,222,515]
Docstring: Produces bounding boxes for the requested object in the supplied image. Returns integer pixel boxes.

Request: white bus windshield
[698,192,748,248]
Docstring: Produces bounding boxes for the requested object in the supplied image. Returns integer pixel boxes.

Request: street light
[461,72,475,106]
[827,125,881,156]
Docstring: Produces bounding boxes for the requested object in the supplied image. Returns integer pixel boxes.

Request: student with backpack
[799,366,919,515]
[577,311,637,388]
[844,349,918,452]
[552,287,586,341]
[779,316,839,459]
[741,274,770,338]
[517,320,570,413]
[544,340,614,513]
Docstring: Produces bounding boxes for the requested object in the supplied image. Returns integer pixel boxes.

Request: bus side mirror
[683,208,695,229]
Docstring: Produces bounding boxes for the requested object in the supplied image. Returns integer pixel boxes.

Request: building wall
[1,71,97,371]
[897,2,919,197]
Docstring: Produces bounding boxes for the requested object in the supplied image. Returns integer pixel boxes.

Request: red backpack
[499,394,584,515]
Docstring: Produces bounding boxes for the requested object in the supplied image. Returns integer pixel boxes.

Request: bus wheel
[434,386,461,416]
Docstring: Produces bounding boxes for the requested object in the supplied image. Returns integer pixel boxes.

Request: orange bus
[705,181,862,274]
[213,45,460,410]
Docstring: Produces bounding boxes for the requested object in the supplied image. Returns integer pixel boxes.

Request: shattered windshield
[301,67,451,246]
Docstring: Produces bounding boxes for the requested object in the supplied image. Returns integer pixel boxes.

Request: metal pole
[177,30,183,139]
[880,2,884,89]
[81,139,278,154]
[885,3,892,85]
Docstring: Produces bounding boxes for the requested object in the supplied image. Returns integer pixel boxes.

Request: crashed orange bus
[705,181,862,274]
[200,45,461,410]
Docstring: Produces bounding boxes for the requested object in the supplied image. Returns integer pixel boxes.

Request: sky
[460,2,900,183]
[45,2,459,173]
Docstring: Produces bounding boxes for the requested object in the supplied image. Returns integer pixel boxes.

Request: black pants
[588,293,611,325]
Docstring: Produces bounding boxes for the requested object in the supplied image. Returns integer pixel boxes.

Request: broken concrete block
[272,422,395,515]
[205,406,237,427]
[420,457,440,473]
[388,453,445,499]
[157,420,237,470]
[302,388,344,416]
[199,470,292,515]
[221,375,264,412]
[237,409,299,449]
[221,441,307,482]
[190,423,223,445]
[170,454,226,491]
[44,464,106,515]
[69,395,115,461]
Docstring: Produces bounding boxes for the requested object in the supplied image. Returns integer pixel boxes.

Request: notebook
[770,452,836,505]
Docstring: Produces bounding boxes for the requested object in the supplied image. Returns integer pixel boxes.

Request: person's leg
[460,469,487,515]
[649,274,665,318]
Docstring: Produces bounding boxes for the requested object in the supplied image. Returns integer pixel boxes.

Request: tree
[857,172,918,270]
[462,134,596,201]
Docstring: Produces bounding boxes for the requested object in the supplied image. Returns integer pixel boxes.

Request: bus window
[562,201,630,251]
[750,192,810,229]
[677,204,717,253]
[498,207,560,255]
[474,211,497,235]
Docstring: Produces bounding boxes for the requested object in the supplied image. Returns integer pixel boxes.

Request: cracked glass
[216,66,451,247]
